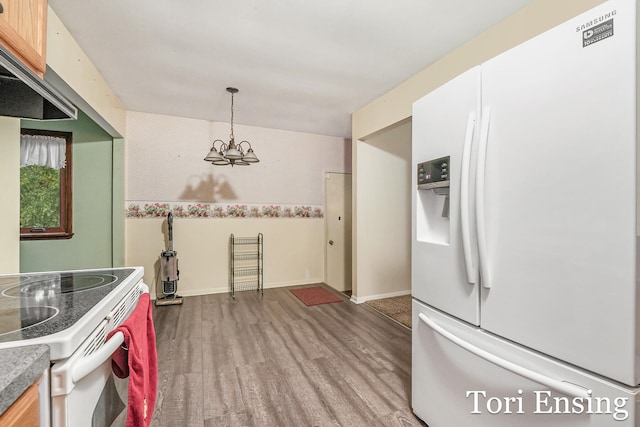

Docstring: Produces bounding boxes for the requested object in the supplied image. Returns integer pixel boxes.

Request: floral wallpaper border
[126,201,324,219]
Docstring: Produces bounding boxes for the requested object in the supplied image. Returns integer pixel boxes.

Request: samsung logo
[576,10,616,32]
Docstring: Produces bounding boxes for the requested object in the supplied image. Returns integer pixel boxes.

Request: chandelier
[204,87,259,166]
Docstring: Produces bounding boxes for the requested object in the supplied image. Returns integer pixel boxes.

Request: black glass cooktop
[0,268,136,342]
[1,272,118,298]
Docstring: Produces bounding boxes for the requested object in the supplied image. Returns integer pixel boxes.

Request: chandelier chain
[230,91,235,140]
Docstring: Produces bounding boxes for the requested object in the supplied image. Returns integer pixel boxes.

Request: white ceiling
[49,0,534,138]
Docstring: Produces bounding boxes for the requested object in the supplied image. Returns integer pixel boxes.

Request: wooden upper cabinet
[0,0,47,77]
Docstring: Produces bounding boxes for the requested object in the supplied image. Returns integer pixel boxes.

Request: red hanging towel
[107,293,158,427]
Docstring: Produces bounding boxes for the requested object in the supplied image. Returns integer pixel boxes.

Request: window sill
[20,232,74,241]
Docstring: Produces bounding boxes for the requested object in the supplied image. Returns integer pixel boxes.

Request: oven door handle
[71,331,124,384]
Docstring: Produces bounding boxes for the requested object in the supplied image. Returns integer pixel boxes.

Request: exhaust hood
[0,45,77,121]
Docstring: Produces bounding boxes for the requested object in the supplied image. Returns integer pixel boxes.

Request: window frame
[19,129,73,240]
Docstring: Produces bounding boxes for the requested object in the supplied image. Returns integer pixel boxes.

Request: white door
[412,66,481,325]
[326,173,352,292]
[479,0,638,386]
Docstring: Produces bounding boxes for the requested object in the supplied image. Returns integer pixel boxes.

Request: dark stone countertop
[0,345,50,415]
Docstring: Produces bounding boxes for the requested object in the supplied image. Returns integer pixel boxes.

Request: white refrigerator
[411,0,640,425]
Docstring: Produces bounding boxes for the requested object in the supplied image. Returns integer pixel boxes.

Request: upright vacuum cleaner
[156,212,183,306]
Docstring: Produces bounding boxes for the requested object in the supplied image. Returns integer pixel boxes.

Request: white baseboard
[350,289,411,304]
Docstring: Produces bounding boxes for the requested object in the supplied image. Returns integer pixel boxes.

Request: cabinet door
[0,0,47,76]
[0,382,39,426]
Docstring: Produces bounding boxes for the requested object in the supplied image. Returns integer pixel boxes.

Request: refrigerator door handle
[460,112,477,284]
[476,107,491,288]
[418,313,593,399]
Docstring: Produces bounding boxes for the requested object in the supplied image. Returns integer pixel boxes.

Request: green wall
[20,111,122,272]
[112,137,125,267]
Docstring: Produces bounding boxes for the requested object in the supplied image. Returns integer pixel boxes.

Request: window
[20,129,73,240]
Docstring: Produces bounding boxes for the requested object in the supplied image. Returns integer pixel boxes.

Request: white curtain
[20,134,66,169]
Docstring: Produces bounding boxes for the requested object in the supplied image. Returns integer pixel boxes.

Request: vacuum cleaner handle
[167,212,174,252]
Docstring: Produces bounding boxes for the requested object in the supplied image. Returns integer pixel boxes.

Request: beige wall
[353,122,411,302]
[352,0,606,141]
[351,0,607,300]
[126,218,325,297]
[46,7,126,138]
[0,117,21,273]
[126,111,351,206]
[125,112,351,296]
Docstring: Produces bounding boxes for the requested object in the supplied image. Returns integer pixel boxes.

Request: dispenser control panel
[417,156,450,190]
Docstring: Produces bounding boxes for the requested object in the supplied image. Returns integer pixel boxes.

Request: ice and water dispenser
[416,156,450,245]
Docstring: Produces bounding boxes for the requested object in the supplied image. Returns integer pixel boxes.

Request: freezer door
[412,66,481,325]
[412,299,640,427]
[478,0,638,385]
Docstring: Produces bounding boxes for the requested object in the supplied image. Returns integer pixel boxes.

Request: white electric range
[0,266,148,427]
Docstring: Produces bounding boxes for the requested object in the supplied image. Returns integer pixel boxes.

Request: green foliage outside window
[20,165,61,228]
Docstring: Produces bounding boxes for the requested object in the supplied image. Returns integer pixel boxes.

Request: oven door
[50,282,147,427]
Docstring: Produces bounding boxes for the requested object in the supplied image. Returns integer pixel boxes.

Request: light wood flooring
[150,285,425,427]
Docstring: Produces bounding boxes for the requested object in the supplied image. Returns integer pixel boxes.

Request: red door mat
[290,287,343,306]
